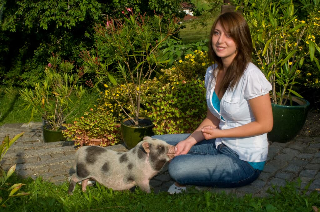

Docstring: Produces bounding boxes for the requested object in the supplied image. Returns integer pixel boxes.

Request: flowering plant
[93,11,178,125]
[236,0,320,105]
[20,54,85,131]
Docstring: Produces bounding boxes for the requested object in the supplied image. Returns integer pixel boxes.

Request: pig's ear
[142,142,150,154]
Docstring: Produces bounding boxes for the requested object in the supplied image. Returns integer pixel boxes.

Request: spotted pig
[68,136,175,194]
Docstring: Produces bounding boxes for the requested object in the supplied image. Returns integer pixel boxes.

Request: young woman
[153,11,273,194]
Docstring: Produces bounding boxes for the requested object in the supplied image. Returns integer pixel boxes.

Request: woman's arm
[174,108,220,155]
[202,93,273,139]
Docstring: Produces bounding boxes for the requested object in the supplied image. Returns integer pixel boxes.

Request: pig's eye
[157,145,165,153]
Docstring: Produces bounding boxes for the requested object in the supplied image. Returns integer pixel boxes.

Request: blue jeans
[152,134,262,188]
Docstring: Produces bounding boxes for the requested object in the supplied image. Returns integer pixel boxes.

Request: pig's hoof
[129,186,137,192]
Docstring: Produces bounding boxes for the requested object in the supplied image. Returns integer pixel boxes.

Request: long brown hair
[208,11,253,97]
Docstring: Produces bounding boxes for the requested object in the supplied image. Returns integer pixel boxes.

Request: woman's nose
[217,34,225,43]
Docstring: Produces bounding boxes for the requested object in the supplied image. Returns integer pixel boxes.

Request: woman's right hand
[174,139,197,156]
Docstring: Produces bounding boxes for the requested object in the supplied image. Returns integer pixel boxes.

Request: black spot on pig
[119,154,128,163]
[127,175,134,183]
[127,163,133,170]
[101,162,109,172]
[157,145,165,155]
[132,148,137,154]
[153,159,166,171]
[137,147,147,159]
[85,146,107,164]
[77,163,90,178]
[150,148,167,171]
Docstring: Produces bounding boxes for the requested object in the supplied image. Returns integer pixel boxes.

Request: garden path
[0,121,319,197]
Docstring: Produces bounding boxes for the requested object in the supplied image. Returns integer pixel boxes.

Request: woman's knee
[168,156,188,182]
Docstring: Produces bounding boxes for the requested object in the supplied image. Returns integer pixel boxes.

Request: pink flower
[48,63,52,67]
[122,11,125,14]
[127,8,132,12]
[106,21,111,28]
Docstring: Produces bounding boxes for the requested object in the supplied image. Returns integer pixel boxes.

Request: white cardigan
[205,63,272,162]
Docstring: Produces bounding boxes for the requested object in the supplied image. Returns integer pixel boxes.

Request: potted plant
[234,0,320,142]
[90,11,178,148]
[20,54,85,142]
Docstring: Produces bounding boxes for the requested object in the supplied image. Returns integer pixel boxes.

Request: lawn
[1,174,319,211]
[179,15,215,44]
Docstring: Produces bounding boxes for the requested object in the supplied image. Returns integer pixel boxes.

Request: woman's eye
[213,31,219,35]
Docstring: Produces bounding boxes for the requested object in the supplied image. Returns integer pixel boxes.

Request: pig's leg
[68,174,80,195]
[82,179,89,192]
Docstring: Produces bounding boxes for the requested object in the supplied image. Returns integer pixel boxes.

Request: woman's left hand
[201,125,220,140]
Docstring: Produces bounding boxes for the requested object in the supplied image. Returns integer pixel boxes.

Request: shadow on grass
[0,91,19,123]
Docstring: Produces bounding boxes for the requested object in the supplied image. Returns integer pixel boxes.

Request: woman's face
[212,21,237,63]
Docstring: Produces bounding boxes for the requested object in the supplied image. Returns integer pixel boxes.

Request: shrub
[63,106,121,147]
[145,79,206,134]
[159,50,211,82]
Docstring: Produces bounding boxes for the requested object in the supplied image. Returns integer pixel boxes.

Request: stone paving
[0,122,319,197]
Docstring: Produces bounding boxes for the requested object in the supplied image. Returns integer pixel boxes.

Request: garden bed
[298,109,320,137]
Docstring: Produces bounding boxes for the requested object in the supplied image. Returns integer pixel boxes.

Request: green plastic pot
[267,96,310,143]
[43,127,66,143]
[121,117,154,149]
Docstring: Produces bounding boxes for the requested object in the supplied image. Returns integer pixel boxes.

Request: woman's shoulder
[243,62,267,79]
[244,62,262,74]
[241,62,272,98]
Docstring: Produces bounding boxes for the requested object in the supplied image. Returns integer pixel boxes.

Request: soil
[298,109,320,137]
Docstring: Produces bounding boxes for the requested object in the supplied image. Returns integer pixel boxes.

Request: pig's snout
[166,145,176,160]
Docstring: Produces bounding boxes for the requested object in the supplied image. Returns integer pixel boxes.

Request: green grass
[1,174,319,211]
[179,18,213,44]
[179,8,220,44]
[0,87,38,125]
[0,87,100,126]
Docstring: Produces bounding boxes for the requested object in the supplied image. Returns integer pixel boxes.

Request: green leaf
[280,50,297,66]
[10,192,30,197]
[314,57,320,71]
[5,165,16,181]
[314,42,320,53]
[262,39,272,56]
[118,64,127,79]
[299,57,305,66]
[287,89,303,98]
[289,23,305,33]
[107,72,117,86]
[309,41,315,61]
[288,3,295,16]
[8,183,24,196]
